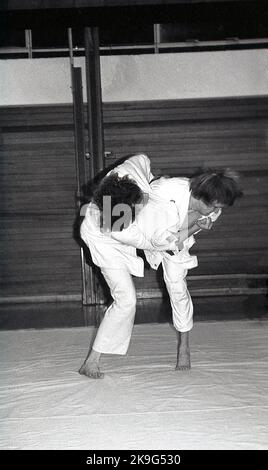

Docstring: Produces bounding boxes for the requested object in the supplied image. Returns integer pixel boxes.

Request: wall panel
[0,105,82,301]
[0,96,267,302]
[102,96,268,297]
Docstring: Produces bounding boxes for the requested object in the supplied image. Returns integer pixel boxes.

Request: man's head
[93,172,146,231]
[189,168,243,215]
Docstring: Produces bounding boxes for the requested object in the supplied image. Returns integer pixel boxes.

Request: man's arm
[166,216,213,253]
[110,208,217,252]
[113,153,154,193]
[110,222,178,252]
[174,223,201,250]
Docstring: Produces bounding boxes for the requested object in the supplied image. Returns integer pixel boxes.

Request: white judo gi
[80,154,220,354]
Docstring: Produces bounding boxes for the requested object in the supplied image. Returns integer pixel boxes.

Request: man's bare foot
[175,348,191,371]
[78,361,104,379]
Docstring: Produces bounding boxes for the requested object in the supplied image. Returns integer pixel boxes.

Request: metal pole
[154,24,160,54]
[83,26,106,305]
[68,27,97,305]
[84,26,105,175]
[25,29,32,59]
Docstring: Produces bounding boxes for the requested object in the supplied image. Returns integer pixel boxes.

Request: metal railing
[1,26,268,58]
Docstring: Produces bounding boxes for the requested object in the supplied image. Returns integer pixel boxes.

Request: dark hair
[190,168,243,206]
[93,172,142,210]
[93,172,143,231]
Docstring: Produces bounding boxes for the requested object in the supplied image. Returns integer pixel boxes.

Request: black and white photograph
[0,0,267,457]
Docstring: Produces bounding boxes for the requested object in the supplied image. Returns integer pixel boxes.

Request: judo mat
[0,320,267,450]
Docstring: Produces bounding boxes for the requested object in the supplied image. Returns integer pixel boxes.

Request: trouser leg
[162,258,193,332]
[93,267,137,355]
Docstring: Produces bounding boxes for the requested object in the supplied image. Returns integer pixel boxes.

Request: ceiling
[0,0,257,10]
[0,0,267,57]
[1,0,266,26]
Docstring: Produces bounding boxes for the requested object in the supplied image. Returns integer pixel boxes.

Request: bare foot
[175,348,191,371]
[78,361,104,379]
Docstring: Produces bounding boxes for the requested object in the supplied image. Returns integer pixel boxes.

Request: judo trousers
[93,261,193,355]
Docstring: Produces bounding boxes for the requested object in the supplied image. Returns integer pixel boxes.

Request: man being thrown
[79,154,243,378]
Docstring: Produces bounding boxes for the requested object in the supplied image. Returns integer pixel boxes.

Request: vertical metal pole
[25,29,33,58]
[72,68,87,202]
[84,27,105,175]
[154,24,160,54]
[72,68,98,305]
[83,26,106,305]
[68,28,98,305]
[68,28,74,68]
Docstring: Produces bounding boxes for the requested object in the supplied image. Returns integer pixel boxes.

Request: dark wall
[102,96,268,296]
[0,95,267,301]
[0,105,82,300]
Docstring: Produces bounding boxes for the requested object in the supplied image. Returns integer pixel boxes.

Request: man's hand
[196,217,213,230]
